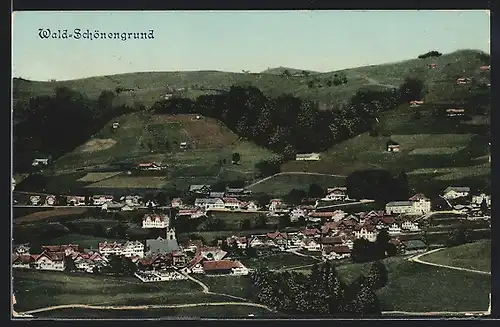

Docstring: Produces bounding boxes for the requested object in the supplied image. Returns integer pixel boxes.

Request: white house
[330,210,346,222]
[33,251,65,271]
[268,199,283,212]
[249,236,266,248]
[442,187,470,200]
[92,195,114,206]
[142,214,169,229]
[98,242,123,256]
[385,201,414,215]
[290,207,307,222]
[223,197,241,210]
[408,193,432,214]
[190,263,205,274]
[388,223,402,236]
[29,196,41,206]
[195,198,225,211]
[322,187,348,201]
[32,158,50,166]
[301,238,322,252]
[323,245,351,260]
[171,198,183,208]
[226,236,248,249]
[354,226,378,242]
[401,220,420,232]
[295,153,321,161]
[121,241,145,258]
[386,194,431,215]
[245,201,260,212]
[472,193,491,207]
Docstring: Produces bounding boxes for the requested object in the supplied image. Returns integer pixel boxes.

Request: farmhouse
[171,198,183,208]
[198,246,228,261]
[322,187,348,201]
[195,198,225,211]
[139,254,173,271]
[323,245,351,260]
[29,195,41,205]
[178,209,206,219]
[301,238,322,251]
[442,187,470,200]
[41,244,79,256]
[92,195,114,206]
[387,141,400,152]
[209,192,225,198]
[456,77,471,85]
[479,65,490,71]
[401,220,420,232]
[222,197,241,210]
[446,108,466,117]
[472,193,491,207]
[428,63,437,69]
[98,242,123,256]
[67,196,86,206]
[112,122,120,129]
[401,239,427,254]
[202,260,249,275]
[354,225,378,242]
[266,231,289,249]
[409,100,424,107]
[32,158,50,166]
[121,241,145,258]
[300,228,321,238]
[189,184,211,194]
[142,213,169,229]
[12,255,34,269]
[290,207,308,221]
[101,202,124,211]
[244,201,260,211]
[295,153,321,161]
[226,187,249,196]
[13,244,30,255]
[45,195,56,206]
[137,162,162,171]
[408,193,432,214]
[180,142,188,149]
[226,235,248,249]
[268,199,284,211]
[32,251,65,271]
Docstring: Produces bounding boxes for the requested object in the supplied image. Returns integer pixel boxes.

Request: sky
[12,10,490,81]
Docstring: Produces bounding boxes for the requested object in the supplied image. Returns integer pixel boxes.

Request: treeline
[346,169,409,205]
[13,87,136,172]
[151,78,423,156]
[249,261,388,316]
[418,51,442,59]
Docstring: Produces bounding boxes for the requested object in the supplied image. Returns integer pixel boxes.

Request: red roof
[227,235,247,244]
[188,253,204,268]
[270,199,281,203]
[98,242,123,250]
[301,228,320,236]
[321,221,340,234]
[321,236,343,245]
[143,214,167,222]
[266,231,288,239]
[331,245,351,254]
[37,251,65,262]
[309,211,336,218]
[12,254,34,264]
[381,216,395,224]
[202,260,243,271]
[41,244,78,252]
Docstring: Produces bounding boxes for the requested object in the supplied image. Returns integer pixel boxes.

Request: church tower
[166,226,176,241]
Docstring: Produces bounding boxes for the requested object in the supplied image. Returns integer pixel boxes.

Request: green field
[45,233,126,250]
[240,253,319,270]
[418,240,491,272]
[248,173,346,196]
[12,270,227,312]
[33,305,278,318]
[198,275,253,299]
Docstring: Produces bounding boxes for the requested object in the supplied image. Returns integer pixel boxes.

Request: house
[321,221,341,236]
[180,142,188,149]
[248,236,267,248]
[112,122,120,129]
[45,195,56,206]
[401,240,427,254]
[32,251,65,271]
[98,242,123,256]
[225,187,248,196]
[330,210,346,222]
[189,184,211,194]
[323,245,351,260]
[322,187,348,201]
[290,207,308,222]
[226,235,248,249]
[12,255,34,269]
[446,108,466,117]
[385,201,413,215]
[245,201,260,212]
[139,254,173,271]
[202,260,249,275]
[67,196,86,206]
[171,250,188,268]
[428,63,437,69]
[409,100,425,107]
[387,141,401,152]
[223,197,241,210]
[320,236,344,246]
[42,244,79,256]
[72,252,107,273]
[401,220,420,232]
[388,223,402,236]
[13,244,30,255]
[121,204,135,211]
[301,238,322,251]
[209,192,226,198]
[121,195,142,206]
[456,77,471,85]
[354,225,378,242]
[266,231,289,249]
[472,193,491,207]
[32,158,50,166]
[101,202,124,212]
[197,246,228,261]
[121,241,145,258]
[137,162,162,171]
[442,187,470,200]
[195,198,225,211]
[300,228,321,238]
[29,195,41,206]
[178,209,206,219]
[171,198,183,208]
[295,153,321,161]
[408,193,432,214]
[92,195,114,206]
[268,199,283,212]
[142,213,169,229]
[479,65,490,71]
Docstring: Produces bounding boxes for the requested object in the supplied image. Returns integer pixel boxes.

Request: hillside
[13,49,490,109]
[260,67,319,75]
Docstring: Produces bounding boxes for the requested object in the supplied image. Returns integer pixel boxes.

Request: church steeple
[166,226,176,240]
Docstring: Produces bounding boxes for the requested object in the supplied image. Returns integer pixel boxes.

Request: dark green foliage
[418,51,442,59]
[346,169,409,205]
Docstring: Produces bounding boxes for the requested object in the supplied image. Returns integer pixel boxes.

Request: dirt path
[245,172,346,190]
[408,248,491,275]
[315,200,375,210]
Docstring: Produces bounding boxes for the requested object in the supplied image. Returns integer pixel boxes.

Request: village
[12,181,491,285]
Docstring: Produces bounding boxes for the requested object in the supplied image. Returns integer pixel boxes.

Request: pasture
[247,173,346,196]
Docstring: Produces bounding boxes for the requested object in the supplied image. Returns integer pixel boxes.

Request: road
[363,77,398,89]
[245,172,347,190]
[408,248,491,276]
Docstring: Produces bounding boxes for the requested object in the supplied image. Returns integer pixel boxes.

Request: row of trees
[249,260,388,315]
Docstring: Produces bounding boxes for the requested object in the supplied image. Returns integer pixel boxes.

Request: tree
[256,214,268,228]
[64,256,77,272]
[279,215,291,229]
[366,261,388,290]
[284,189,307,206]
[282,69,291,78]
[297,216,307,226]
[447,227,470,247]
[480,198,488,213]
[308,184,325,199]
[399,77,424,102]
[154,192,168,206]
[232,152,241,164]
